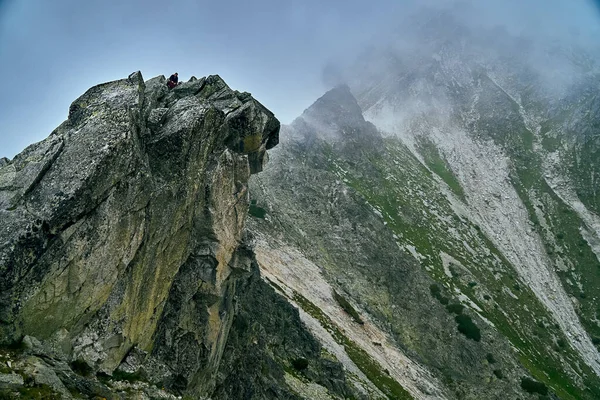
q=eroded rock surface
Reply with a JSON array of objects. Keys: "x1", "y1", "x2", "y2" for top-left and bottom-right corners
[{"x1": 0, "y1": 72, "x2": 356, "y2": 399}]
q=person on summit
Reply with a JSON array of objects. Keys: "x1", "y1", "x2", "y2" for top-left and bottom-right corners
[{"x1": 167, "y1": 72, "x2": 179, "y2": 89}]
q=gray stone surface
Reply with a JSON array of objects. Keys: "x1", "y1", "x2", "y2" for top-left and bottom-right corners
[
  {"x1": 0, "y1": 373, "x2": 24, "y2": 389},
  {"x1": 21, "y1": 356, "x2": 72, "y2": 398},
  {"x1": 0, "y1": 71, "x2": 360, "y2": 399}
]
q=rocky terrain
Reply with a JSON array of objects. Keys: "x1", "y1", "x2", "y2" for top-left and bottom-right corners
[
  {"x1": 247, "y1": 12, "x2": 600, "y2": 400},
  {"x1": 1, "y1": 9, "x2": 599, "y2": 400},
  {"x1": 0, "y1": 72, "x2": 361, "y2": 399}
]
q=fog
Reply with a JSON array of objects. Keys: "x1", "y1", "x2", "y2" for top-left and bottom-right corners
[
  {"x1": 325, "y1": 1, "x2": 600, "y2": 86},
  {"x1": 0, "y1": 0, "x2": 598, "y2": 158}
]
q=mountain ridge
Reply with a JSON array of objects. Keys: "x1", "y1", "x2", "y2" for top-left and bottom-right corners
[{"x1": 249, "y1": 65, "x2": 600, "y2": 399}]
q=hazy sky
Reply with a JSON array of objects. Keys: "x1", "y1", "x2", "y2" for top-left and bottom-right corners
[{"x1": 1, "y1": 0, "x2": 599, "y2": 159}]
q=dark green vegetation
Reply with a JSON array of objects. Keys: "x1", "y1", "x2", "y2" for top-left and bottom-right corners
[
  {"x1": 291, "y1": 358, "x2": 309, "y2": 371},
  {"x1": 455, "y1": 315, "x2": 481, "y2": 342},
  {"x1": 249, "y1": 199, "x2": 268, "y2": 219},
  {"x1": 108, "y1": 369, "x2": 147, "y2": 383},
  {"x1": 446, "y1": 303, "x2": 465, "y2": 315},
  {"x1": 431, "y1": 285, "x2": 481, "y2": 341},
  {"x1": 521, "y1": 377, "x2": 549, "y2": 396},
  {"x1": 417, "y1": 137, "x2": 466, "y2": 200}
]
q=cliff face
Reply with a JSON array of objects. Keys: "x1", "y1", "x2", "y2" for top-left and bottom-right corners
[{"x1": 0, "y1": 72, "x2": 355, "y2": 399}]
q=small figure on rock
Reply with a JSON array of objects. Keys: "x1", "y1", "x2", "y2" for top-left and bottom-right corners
[{"x1": 167, "y1": 72, "x2": 179, "y2": 89}]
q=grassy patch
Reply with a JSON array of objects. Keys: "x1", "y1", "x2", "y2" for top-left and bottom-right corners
[
  {"x1": 249, "y1": 202, "x2": 267, "y2": 219},
  {"x1": 291, "y1": 358, "x2": 309, "y2": 371},
  {"x1": 8, "y1": 385, "x2": 62, "y2": 400},
  {"x1": 111, "y1": 369, "x2": 146, "y2": 383},
  {"x1": 416, "y1": 137, "x2": 465, "y2": 200},
  {"x1": 265, "y1": 276, "x2": 284, "y2": 293},
  {"x1": 446, "y1": 303, "x2": 465, "y2": 315},
  {"x1": 541, "y1": 136, "x2": 561, "y2": 152}
]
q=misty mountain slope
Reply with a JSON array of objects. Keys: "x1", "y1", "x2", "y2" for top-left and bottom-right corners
[
  {"x1": 346, "y1": 5, "x2": 600, "y2": 360},
  {"x1": 351, "y1": 27, "x2": 600, "y2": 372},
  {"x1": 246, "y1": 86, "x2": 600, "y2": 399},
  {"x1": 249, "y1": 82, "x2": 600, "y2": 399}
]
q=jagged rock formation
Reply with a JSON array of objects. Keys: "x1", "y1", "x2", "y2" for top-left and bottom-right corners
[{"x1": 0, "y1": 72, "x2": 358, "y2": 399}]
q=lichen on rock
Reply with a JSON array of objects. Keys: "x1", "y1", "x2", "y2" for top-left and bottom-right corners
[{"x1": 0, "y1": 71, "x2": 333, "y2": 398}]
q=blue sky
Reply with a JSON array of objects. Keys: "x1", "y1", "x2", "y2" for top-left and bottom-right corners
[{"x1": 1, "y1": 0, "x2": 599, "y2": 158}]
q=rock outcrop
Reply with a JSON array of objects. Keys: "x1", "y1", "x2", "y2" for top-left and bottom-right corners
[
  {"x1": 290, "y1": 85, "x2": 382, "y2": 153},
  {"x1": 0, "y1": 72, "x2": 356, "y2": 399}
]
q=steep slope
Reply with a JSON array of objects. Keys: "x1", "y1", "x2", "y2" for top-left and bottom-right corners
[
  {"x1": 249, "y1": 83, "x2": 600, "y2": 399},
  {"x1": 351, "y1": 12, "x2": 600, "y2": 376},
  {"x1": 349, "y1": 10, "x2": 600, "y2": 398},
  {"x1": 0, "y1": 72, "x2": 359, "y2": 399}
]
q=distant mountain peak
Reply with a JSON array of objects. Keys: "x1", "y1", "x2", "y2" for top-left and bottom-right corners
[
  {"x1": 290, "y1": 85, "x2": 381, "y2": 145},
  {"x1": 301, "y1": 84, "x2": 364, "y2": 124}
]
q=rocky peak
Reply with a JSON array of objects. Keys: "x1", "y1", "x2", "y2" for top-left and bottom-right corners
[
  {"x1": 0, "y1": 71, "x2": 287, "y2": 397},
  {"x1": 290, "y1": 84, "x2": 381, "y2": 146},
  {"x1": 301, "y1": 84, "x2": 363, "y2": 125}
]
